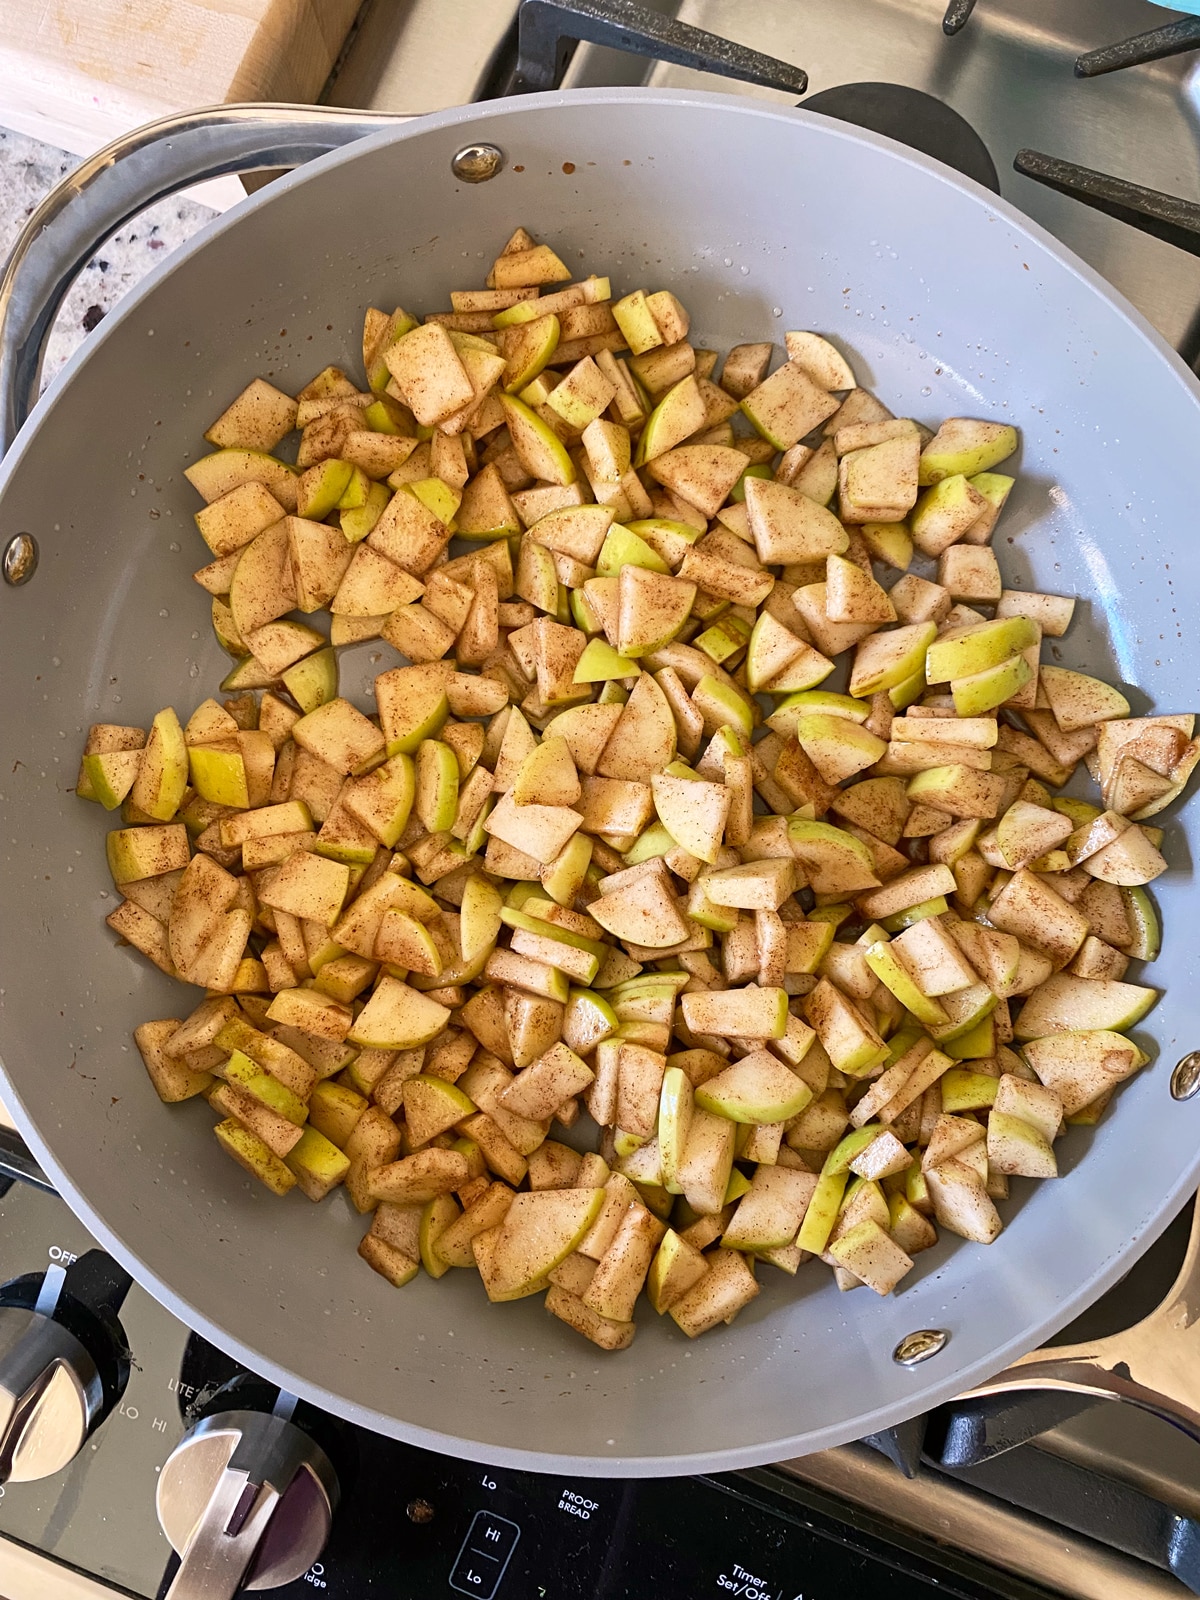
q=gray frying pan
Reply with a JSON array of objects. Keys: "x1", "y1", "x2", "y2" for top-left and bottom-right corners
[{"x1": 1, "y1": 85, "x2": 1199, "y2": 1477}]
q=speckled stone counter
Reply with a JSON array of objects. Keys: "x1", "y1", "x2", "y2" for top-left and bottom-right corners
[{"x1": 0, "y1": 124, "x2": 215, "y2": 390}]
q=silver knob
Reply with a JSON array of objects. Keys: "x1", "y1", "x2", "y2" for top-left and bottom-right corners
[
  {"x1": 0, "y1": 1266, "x2": 103, "y2": 1483},
  {"x1": 157, "y1": 1404, "x2": 338, "y2": 1599}
]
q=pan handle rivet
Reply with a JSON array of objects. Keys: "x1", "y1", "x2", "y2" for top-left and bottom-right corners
[
  {"x1": 451, "y1": 144, "x2": 504, "y2": 183},
  {"x1": 1171, "y1": 1052, "x2": 1200, "y2": 1101},
  {"x1": 893, "y1": 1329, "x2": 948, "y2": 1367},
  {"x1": 3, "y1": 532, "x2": 37, "y2": 586}
]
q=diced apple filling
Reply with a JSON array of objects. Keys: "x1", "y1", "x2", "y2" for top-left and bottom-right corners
[{"x1": 82, "y1": 224, "x2": 1192, "y2": 1353}]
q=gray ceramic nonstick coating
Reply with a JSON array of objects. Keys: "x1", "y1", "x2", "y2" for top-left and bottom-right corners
[{"x1": 1, "y1": 90, "x2": 1199, "y2": 1476}]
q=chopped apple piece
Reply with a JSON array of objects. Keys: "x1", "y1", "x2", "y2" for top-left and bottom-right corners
[
  {"x1": 1014, "y1": 977, "x2": 1157, "y2": 1039},
  {"x1": 669, "y1": 1249, "x2": 759, "y2": 1336},
  {"x1": 695, "y1": 1051, "x2": 812, "y2": 1124},
  {"x1": 680, "y1": 986, "x2": 788, "y2": 1040},
  {"x1": 919, "y1": 419, "x2": 1018, "y2": 484},
  {"x1": 742, "y1": 360, "x2": 839, "y2": 450},
  {"x1": 784, "y1": 331, "x2": 855, "y2": 391},
  {"x1": 743, "y1": 476, "x2": 848, "y2": 565},
  {"x1": 1040, "y1": 666, "x2": 1131, "y2": 732}
]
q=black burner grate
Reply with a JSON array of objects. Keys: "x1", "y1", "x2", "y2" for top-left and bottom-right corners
[
  {"x1": 1076, "y1": 15, "x2": 1200, "y2": 78},
  {"x1": 1013, "y1": 148, "x2": 1200, "y2": 258},
  {"x1": 502, "y1": 0, "x2": 807, "y2": 96},
  {"x1": 942, "y1": 0, "x2": 978, "y2": 37}
]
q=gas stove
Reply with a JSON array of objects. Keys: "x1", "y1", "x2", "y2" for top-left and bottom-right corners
[{"x1": 6, "y1": 2, "x2": 1200, "y2": 1597}]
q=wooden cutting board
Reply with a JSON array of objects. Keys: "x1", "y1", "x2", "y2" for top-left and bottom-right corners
[{"x1": 0, "y1": 0, "x2": 362, "y2": 173}]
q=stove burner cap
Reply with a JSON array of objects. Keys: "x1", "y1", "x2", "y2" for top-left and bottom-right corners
[{"x1": 802, "y1": 82, "x2": 1000, "y2": 194}]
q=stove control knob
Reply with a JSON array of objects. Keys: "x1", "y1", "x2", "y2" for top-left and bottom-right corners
[
  {"x1": 0, "y1": 1251, "x2": 133, "y2": 1484},
  {"x1": 157, "y1": 1405, "x2": 339, "y2": 1599},
  {"x1": 0, "y1": 1268, "x2": 104, "y2": 1483}
]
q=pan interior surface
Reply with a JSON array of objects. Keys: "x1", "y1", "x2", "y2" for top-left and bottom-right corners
[{"x1": 1, "y1": 91, "x2": 1198, "y2": 1475}]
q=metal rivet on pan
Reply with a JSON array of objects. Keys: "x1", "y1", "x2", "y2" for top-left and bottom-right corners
[
  {"x1": 1171, "y1": 1052, "x2": 1200, "y2": 1101},
  {"x1": 893, "y1": 1329, "x2": 949, "y2": 1367},
  {"x1": 3, "y1": 532, "x2": 37, "y2": 586},
  {"x1": 451, "y1": 144, "x2": 504, "y2": 183}
]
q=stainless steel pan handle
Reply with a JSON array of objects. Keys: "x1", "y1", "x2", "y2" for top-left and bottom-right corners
[
  {"x1": 0, "y1": 1129, "x2": 52, "y2": 1192},
  {"x1": 0, "y1": 103, "x2": 405, "y2": 457},
  {"x1": 946, "y1": 1191, "x2": 1200, "y2": 1459}
]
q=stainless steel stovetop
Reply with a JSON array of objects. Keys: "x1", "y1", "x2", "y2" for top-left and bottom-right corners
[{"x1": 329, "y1": 0, "x2": 1200, "y2": 357}]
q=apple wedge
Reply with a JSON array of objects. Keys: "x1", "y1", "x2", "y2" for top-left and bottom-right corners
[
  {"x1": 743, "y1": 476, "x2": 848, "y2": 565},
  {"x1": 918, "y1": 418, "x2": 1018, "y2": 484},
  {"x1": 596, "y1": 673, "x2": 678, "y2": 783},
  {"x1": 590, "y1": 868, "x2": 689, "y2": 949},
  {"x1": 695, "y1": 1051, "x2": 812, "y2": 1124},
  {"x1": 1013, "y1": 976, "x2": 1157, "y2": 1038},
  {"x1": 616, "y1": 566, "x2": 696, "y2": 657},
  {"x1": 650, "y1": 773, "x2": 731, "y2": 865},
  {"x1": 349, "y1": 978, "x2": 451, "y2": 1050},
  {"x1": 479, "y1": 1188, "x2": 607, "y2": 1302}
]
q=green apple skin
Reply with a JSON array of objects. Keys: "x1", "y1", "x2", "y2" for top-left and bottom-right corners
[
  {"x1": 772, "y1": 690, "x2": 868, "y2": 726},
  {"x1": 380, "y1": 684, "x2": 449, "y2": 758},
  {"x1": 416, "y1": 740, "x2": 460, "y2": 833},
  {"x1": 925, "y1": 617, "x2": 1039, "y2": 683},
  {"x1": 787, "y1": 818, "x2": 877, "y2": 879},
  {"x1": 282, "y1": 648, "x2": 338, "y2": 715},
  {"x1": 188, "y1": 746, "x2": 249, "y2": 808},
  {"x1": 795, "y1": 1169, "x2": 848, "y2": 1254},
  {"x1": 694, "y1": 676, "x2": 754, "y2": 741},
  {"x1": 864, "y1": 942, "x2": 948, "y2": 1027},
  {"x1": 460, "y1": 875, "x2": 503, "y2": 965},
  {"x1": 658, "y1": 1066, "x2": 694, "y2": 1193},
  {"x1": 80, "y1": 751, "x2": 141, "y2": 810},
  {"x1": 1014, "y1": 979, "x2": 1157, "y2": 1038},
  {"x1": 823, "y1": 1124, "x2": 884, "y2": 1175},
  {"x1": 596, "y1": 524, "x2": 670, "y2": 578},
  {"x1": 793, "y1": 714, "x2": 887, "y2": 780},
  {"x1": 574, "y1": 638, "x2": 641, "y2": 682},
  {"x1": 499, "y1": 394, "x2": 576, "y2": 486},
  {"x1": 612, "y1": 290, "x2": 662, "y2": 355},
  {"x1": 634, "y1": 377, "x2": 703, "y2": 466},
  {"x1": 950, "y1": 653, "x2": 1032, "y2": 715},
  {"x1": 888, "y1": 668, "x2": 926, "y2": 710},
  {"x1": 563, "y1": 988, "x2": 618, "y2": 1054},
  {"x1": 1122, "y1": 887, "x2": 1160, "y2": 961},
  {"x1": 693, "y1": 1053, "x2": 812, "y2": 1124},
  {"x1": 918, "y1": 420, "x2": 1018, "y2": 485},
  {"x1": 299, "y1": 459, "x2": 354, "y2": 519},
  {"x1": 502, "y1": 314, "x2": 561, "y2": 393},
  {"x1": 133, "y1": 709, "x2": 190, "y2": 822},
  {"x1": 849, "y1": 622, "x2": 937, "y2": 698}
]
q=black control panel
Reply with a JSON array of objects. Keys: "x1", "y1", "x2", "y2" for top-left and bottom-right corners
[
  {"x1": 449, "y1": 1509, "x2": 521, "y2": 1596},
  {"x1": 246, "y1": 1441, "x2": 1046, "y2": 1600}
]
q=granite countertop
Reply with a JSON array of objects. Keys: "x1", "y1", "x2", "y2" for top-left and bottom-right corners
[{"x1": 0, "y1": 124, "x2": 216, "y2": 392}]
